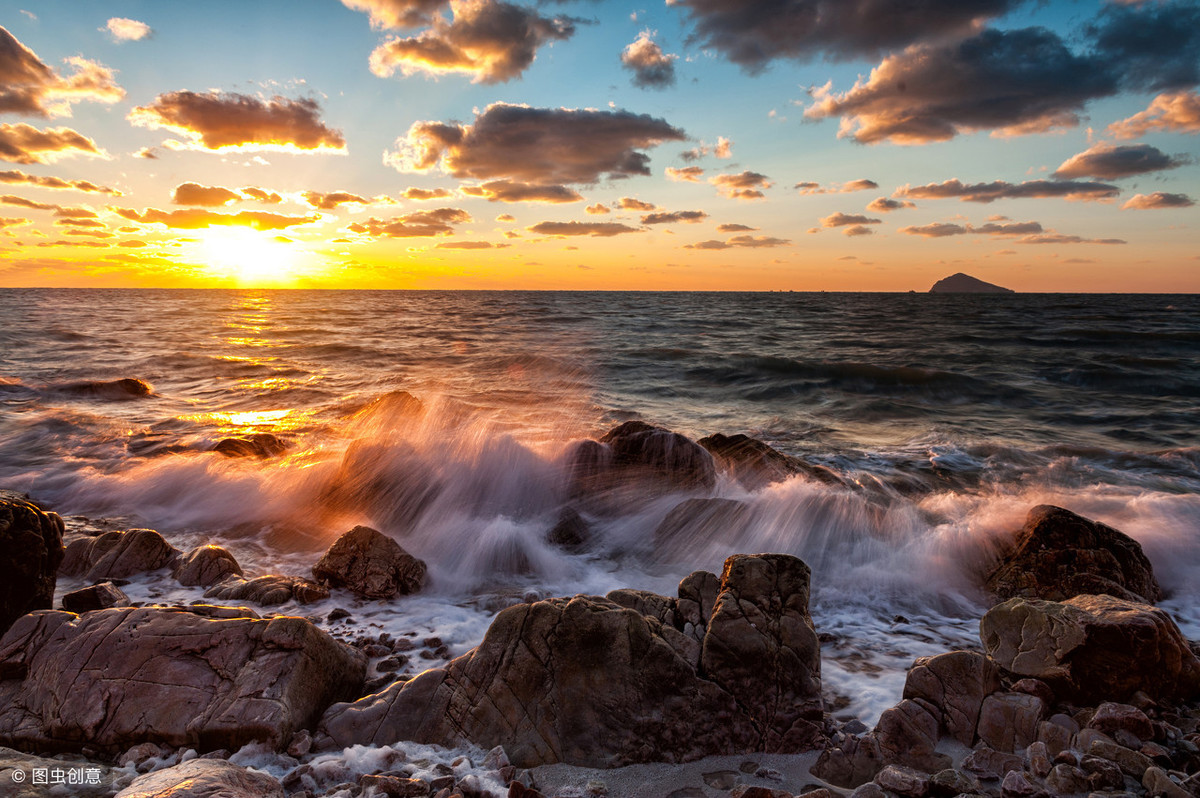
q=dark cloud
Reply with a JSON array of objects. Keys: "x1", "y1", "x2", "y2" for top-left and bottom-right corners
[
  {"x1": 641, "y1": 210, "x2": 708, "y2": 225},
  {"x1": 709, "y1": 170, "x2": 772, "y2": 200},
  {"x1": 368, "y1": 0, "x2": 575, "y2": 84},
  {"x1": 665, "y1": 166, "x2": 704, "y2": 182},
  {"x1": 303, "y1": 190, "x2": 371, "y2": 209},
  {"x1": 796, "y1": 178, "x2": 879, "y2": 195},
  {"x1": 403, "y1": 186, "x2": 454, "y2": 200},
  {"x1": 388, "y1": 103, "x2": 686, "y2": 185},
  {"x1": 113, "y1": 207, "x2": 317, "y2": 230},
  {"x1": 867, "y1": 197, "x2": 914, "y2": 212},
  {"x1": 461, "y1": 180, "x2": 582, "y2": 203},
  {"x1": 900, "y1": 220, "x2": 1122, "y2": 244},
  {"x1": 341, "y1": 0, "x2": 449, "y2": 29},
  {"x1": 821, "y1": 212, "x2": 881, "y2": 227},
  {"x1": 898, "y1": 222, "x2": 966, "y2": 238},
  {"x1": 1121, "y1": 192, "x2": 1195, "y2": 210},
  {"x1": 348, "y1": 207, "x2": 471, "y2": 237},
  {"x1": 0, "y1": 27, "x2": 124, "y2": 117},
  {"x1": 1109, "y1": 91, "x2": 1200, "y2": 138},
  {"x1": 621, "y1": 31, "x2": 677, "y2": 89},
  {"x1": 843, "y1": 225, "x2": 874, "y2": 236},
  {"x1": 173, "y1": 183, "x2": 241, "y2": 207},
  {"x1": 806, "y1": 28, "x2": 1116, "y2": 144},
  {"x1": 0, "y1": 169, "x2": 119, "y2": 195},
  {"x1": 129, "y1": 91, "x2": 346, "y2": 152},
  {"x1": 684, "y1": 234, "x2": 791, "y2": 250},
  {"x1": 716, "y1": 223, "x2": 756, "y2": 232},
  {"x1": 1085, "y1": 1, "x2": 1200, "y2": 91},
  {"x1": 0, "y1": 123, "x2": 103, "y2": 164},
  {"x1": 1053, "y1": 142, "x2": 1189, "y2": 179},
  {"x1": 618, "y1": 197, "x2": 656, "y2": 211},
  {"x1": 1018, "y1": 233, "x2": 1125, "y2": 245},
  {"x1": 669, "y1": 0, "x2": 1022, "y2": 71},
  {"x1": 527, "y1": 221, "x2": 642, "y2": 237},
  {"x1": 896, "y1": 178, "x2": 1121, "y2": 203}
]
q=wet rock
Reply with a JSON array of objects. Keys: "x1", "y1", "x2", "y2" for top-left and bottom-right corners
[
  {"x1": 1089, "y1": 739, "x2": 1152, "y2": 778},
  {"x1": 1090, "y1": 703, "x2": 1154, "y2": 743},
  {"x1": 698, "y1": 433, "x2": 842, "y2": 490},
  {"x1": 0, "y1": 746, "x2": 114, "y2": 798},
  {"x1": 1045, "y1": 762, "x2": 1090, "y2": 794},
  {"x1": 58, "y1": 378, "x2": 152, "y2": 400},
  {"x1": 1010, "y1": 678, "x2": 1055, "y2": 706},
  {"x1": 876, "y1": 764, "x2": 930, "y2": 797},
  {"x1": 546, "y1": 508, "x2": 591, "y2": 552},
  {"x1": 984, "y1": 505, "x2": 1162, "y2": 604},
  {"x1": 567, "y1": 421, "x2": 716, "y2": 499},
  {"x1": 359, "y1": 774, "x2": 429, "y2": 797},
  {"x1": 0, "y1": 606, "x2": 365, "y2": 753},
  {"x1": 1026, "y1": 741, "x2": 1051, "y2": 778},
  {"x1": 976, "y1": 692, "x2": 1046, "y2": 753},
  {"x1": 653, "y1": 498, "x2": 751, "y2": 562},
  {"x1": 903, "y1": 650, "x2": 1002, "y2": 746},
  {"x1": 212, "y1": 433, "x2": 289, "y2": 459},
  {"x1": 1143, "y1": 766, "x2": 1191, "y2": 798},
  {"x1": 999, "y1": 770, "x2": 1037, "y2": 797},
  {"x1": 810, "y1": 734, "x2": 885, "y2": 789},
  {"x1": 313, "y1": 525, "x2": 426, "y2": 599},
  {"x1": 0, "y1": 491, "x2": 65, "y2": 636},
  {"x1": 318, "y1": 553, "x2": 823, "y2": 768},
  {"x1": 205, "y1": 574, "x2": 330, "y2": 605},
  {"x1": 876, "y1": 699, "x2": 951, "y2": 772},
  {"x1": 980, "y1": 594, "x2": 1200, "y2": 705},
  {"x1": 848, "y1": 784, "x2": 886, "y2": 798},
  {"x1": 962, "y1": 747, "x2": 1024, "y2": 780},
  {"x1": 1081, "y1": 754, "x2": 1125, "y2": 791},
  {"x1": 173, "y1": 545, "x2": 243, "y2": 588},
  {"x1": 62, "y1": 527, "x2": 180, "y2": 582},
  {"x1": 928, "y1": 768, "x2": 980, "y2": 798},
  {"x1": 730, "y1": 788, "x2": 791, "y2": 798},
  {"x1": 62, "y1": 581, "x2": 130, "y2": 613},
  {"x1": 115, "y1": 759, "x2": 284, "y2": 797},
  {"x1": 675, "y1": 569, "x2": 720, "y2": 641}
]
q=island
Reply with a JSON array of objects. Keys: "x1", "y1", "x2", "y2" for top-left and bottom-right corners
[{"x1": 929, "y1": 272, "x2": 1015, "y2": 293}]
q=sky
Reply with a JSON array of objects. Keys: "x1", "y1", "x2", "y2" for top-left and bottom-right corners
[{"x1": 0, "y1": 0, "x2": 1197, "y2": 291}]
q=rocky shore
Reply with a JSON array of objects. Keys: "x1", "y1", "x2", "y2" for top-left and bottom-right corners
[{"x1": 2, "y1": 421, "x2": 1199, "y2": 798}]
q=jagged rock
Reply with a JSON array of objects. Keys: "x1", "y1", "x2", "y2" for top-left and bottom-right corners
[
  {"x1": 312, "y1": 525, "x2": 426, "y2": 599},
  {"x1": 61, "y1": 581, "x2": 129, "y2": 613},
  {"x1": 1143, "y1": 766, "x2": 1192, "y2": 798},
  {"x1": 697, "y1": 433, "x2": 842, "y2": 490},
  {"x1": 212, "y1": 433, "x2": 289, "y2": 459},
  {"x1": 875, "y1": 699, "x2": 950, "y2": 772},
  {"x1": 962, "y1": 747, "x2": 1024, "y2": 780},
  {"x1": 0, "y1": 746, "x2": 115, "y2": 798},
  {"x1": 676, "y1": 569, "x2": 720, "y2": 641},
  {"x1": 976, "y1": 692, "x2": 1046, "y2": 753},
  {"x1": 115, "y1": 759, "x2": 284, "y2": 797},
  {"x1": 985, "y1": 505, "x2": 1162, "y2": 604},
  {"x1": 928, "y1": 769, "x2": 980, "y2": 798},
  {"x1": 876, "y1": 764, "x2": 930, "y2": 798},
  {"x1": 1036, "y1": 720, "x2": 1073, "y2": 757},
  {"x1": 809, "y1": 733, "x2": 884, "y2": 788},
  {"x1": 1045, "y1": 763, "x2": 1090, "y2": 794},
  {"x1": 317, "y1": 553, "x2": 823, "y2": 768},
  {"x1": 999, "y1": 770, "x2": 1037, "y2": 797},
  {"x1": 0, "y1": 491, "x2": 64, "y2": 637},
  {"x1": 0, "y1": 607, "x2": 364, "y2": 754},
  {"x1": 903, "y1": 650, "x2": 1002, "y2": 746},
  {"x1": 566, "y1": 421, "x2": 716, "y2": 499},
  {"x1": 1089, "y1": 739, "x2": 1151, "y2": 777},
  {"x1": 1089, "y1": 702, "x2": 1154, "y2": 743},
  {"x1": 980, "y1": 594, "x2": 1200, "y2": 704},
  {"x1": 205, "y1": 574, "x2": 329, "y2": 606},
  {"x1": 546, "y1": 508, "x2": 591, "y2": 551},
  {"x1": 1081, "y1": 754, "x2": 1124, "y2": 791},
  {"x1": 653, "y1": 498, "x2": 751, "y2": 561},
  {"x1": 173, "y1": 545, "x2": 242, "y2": 588},
  {"x1": 1026, "y1": 741, "x2": 1051, "y2": 778},
  {"x1": 61, "y1": 528, "x2": 180, "y2": 582}
]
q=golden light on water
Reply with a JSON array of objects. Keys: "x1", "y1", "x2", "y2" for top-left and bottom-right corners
[{"x1": 196, "y1": 228, "x2": 317, "y2": 286}]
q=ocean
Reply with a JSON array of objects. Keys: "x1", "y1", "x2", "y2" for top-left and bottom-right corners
[{"x1": 2, "y1": 288, "x2": 1199, "y2": 780}]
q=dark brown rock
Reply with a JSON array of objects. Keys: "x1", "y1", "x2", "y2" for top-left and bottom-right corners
[
  {"x1": 212, "y1": 433, "x2": 289, "y2": 459},
  {"x1": 980, "y1": 594, "x2": 1200, "y2": 705},
  {"x1": 1045, "y1": 763, "x2": 1090, "y2": 795},
  {"x1": 976, "y1": 693, "x2": 1046, "y2": 753},
  {"x1": 962, "y1": 747, "x2": 1024, "y2": 780},
  {"x1": 566, "y1": 421, "x2": 716, "y2": 499},
  {"x1": 876, "y1": 764, "x2": 930, "y2": 798},
  {"x1": 61, "y1": 582, "x2": 130, "y2": 613},
  {"x1": 985, "y1": 505, "x2": 1162, "y2": 604},
  {"x1": 876, "y1": 699, "x2": 950, "y2": 772},
  {"x1": 173, "y1": 545, "x2": 242, "y2": 587},
  {"x1": 675, "y1": 569, "x2": 720, "y2": 641},
  {"x1": 0, "y1": 492, "x2": 64, "y2": 637},
  {"x1": 0, "y1": 607, "x2": 364, "y2": 754},
  {"x1": 809, "y1": 733, "x2": 884, "y2": 788},
  {"x1": 318, "y1": 553, "x2": 823, "y2": 768},
  {"x1": 205, "y1": 574, "x2": 330, "y2": 606},
  {"x1": 115, "y1": 758, "x2": 284, "y2": 797},
  {"x1": 62, "y1": 528, "x2": 180, "y2": 582},
  {"x1": 1090, "y1": 702, "x2": 1154, "y2": 743},
  {"x1": 313, "y1": 525, "x2": 426, "y2": 599},
  {"x1": 903, "y1": 650, "x2": 1002, "y2": 746},
  {"x1": 928, "y1": 769, "x2": 980, "y2": 798},
  {"x1": 546, "y1": 508, "x2": 590, "y2": 552},
  {"x1": 698, "y1": 433, "x2": 842, "y2": 490},
  {"x1": 653, "y1": 498, "x2": 751, "y2": 562}
]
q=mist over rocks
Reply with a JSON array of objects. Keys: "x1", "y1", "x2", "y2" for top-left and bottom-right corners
[{"x1": 61, "y1": 527, "x2": 181, "y2": 582}]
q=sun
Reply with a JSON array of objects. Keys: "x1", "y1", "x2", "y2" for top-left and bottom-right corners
[{"x1": 197, "y1": 227, "x2": 311, "y2": 286}]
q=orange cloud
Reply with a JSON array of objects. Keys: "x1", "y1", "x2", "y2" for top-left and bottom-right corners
[
  {"x1": 113, "y1": 207, "x2": 318, "y2": 230},
  {"x1": 820, "y1": 212, "x2": 881, "y2": 228},
  {"x1": 685, "y1": 234, "x2": 790, "y2": 250},
  {"x1": 403, "y1": 187, "x2": 454, "y2": 200},
  {"x1": 1121, "y1": 192, "x2": 1195, "y2": 210},
  {"x1": 129, "y1": 91, "x2": 347, "y2": 153},
  {"x1": 303, "y1": 190, "x2": 371, "y2": 209},
  {"x1": 641, "y1": 210, "x2": 708, "y2": 225},
  {"x1": 867, "y1": 197, "x2": 914, "y2": 212},
  {"x1": 341, "y1": 0, "x2": 449, "y2": 29},
  {"x1": 0, "y1": 169, "x2": 119, "y2": 194},
  {"x1": 666, "y1": 166, "x2": 704, "y2": 182},
  {"x1": 527, "y1": 221, "x2": 642, "y2": 237},
  {"x1": 0, "y1": 27, "x2": 124, "y2": 117},
  {"x1": 621, "y1": 31, "x2": 677, "y2": 89},
  {"x1": 1108, "y1": 91, "x2": 1200, "y2": 138},
  {"x1": 0, "y1": 123, "x2": 104, "y2": 164},
  {"x1": 348, "y1": 208, "x2": 471, "y2": 237},
  {"x1": 896, "y1": 178, "x2": 1120, "y2": 204},
  {"x1": 173, "y1": 183, "x2": 241, "y2": 207},
  {"x1": 618, "y1": 197, "x2": 657, "y2": 211},
  {"x1": 460, "y1": 180, "x2": 582, "y2": 203},
  {"x1": 709, "y1": 171, "x2": 772, "y2": 200},
  {"x1": 239, "y1": 187, "x2": 283, "y2": 204}
]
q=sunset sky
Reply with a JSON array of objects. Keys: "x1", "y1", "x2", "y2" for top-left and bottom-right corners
[{"x1": 1, "y1": 0, "x2": 1197, "y2": 291}]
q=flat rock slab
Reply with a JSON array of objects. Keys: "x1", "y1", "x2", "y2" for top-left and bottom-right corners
[
  {"x1": 115, "y1": 759, "x2": 283, "y2": 798},
  {"x1": 0, "y1": 606, "x2": 365, "y2": 754}
]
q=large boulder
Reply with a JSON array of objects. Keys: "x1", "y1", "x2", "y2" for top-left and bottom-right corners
[
  {"x1": 697, "y1": 434, "x2": 842, "y2": 490},
  {"x1": 62, "y1": 581, "x2": 130, "y2": 613},
  {"x1": 312, "y1": 525, "x2": 426, "y2": 599},
  {"x1": 0, "y1": 492, "x2": 64, "y2": 637},
  {"x1": 204, "y1": 574, "x2": 329, "y2": 606},
  {"x1": 903, "y1": 650, "x2": 1003, "y2": 746},
  {"x1": 984, "y1": 505, "x2": 1162, "y2": 604},
  {"x1": 61, "y1": 528, "x2": 180, "y2": 582},
  {"x1": 211, "y1": 433, "x2": 288, "y2": 459},
  {"x1": 980, "y1": 594, "x2": 1200, "y2": 705},
  {"x1": 566, "y1": 421, "x2": 716, "y2": 499},
  {"x1": 0, "y1": 606, "x2": 365, "y2": 754},
  {"x1": 173, "y1": 545, "x2": 242, "y2": 588},
  {"x1": 115, "y1": 759, "x2": 284, "y2": 798},
  {"x1": 317, "y1": 553, "x2": 823, "y2": 768}
]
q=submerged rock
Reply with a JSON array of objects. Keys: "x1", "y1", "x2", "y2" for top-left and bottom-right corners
[
  {"x1": 980, "y1": 594, "x2": 1200, "y2": 704},
  {"x1": 546, "y1": 507, "x2": 591, "y2": 552},
  {"x1": 56, "y1": 378, "x2": 153, "y2": 400},
  {"x1": 985, "y1": 505, "x2": 1162, "y2": 604},
  {"x1": 0, "y1": 606, "x2": 365, "y2": 754},
  {"x1": 698, "y1": 433, "x2": 842, "y2": 490},
  {"x1": 115, "y1": 758, "x2": 284, "y2": 798},
  {"x1": 0, "y1": 491, "x2": 64, "y2": 637},
  {"x1": 312, "y1": 525, "x2": 426, "y2": 599},
  {"x1": 205, "y1": 574, "x2": 330, "y2": 606},
  {"x1": 61, "y1": 527, "x2": 180, "y2": 582},
  {"x1": 212, "y1": 433, "x2": 289, "y2": 459},
  {"x1": 317, "y1": 553, "x2": 823, "y2": 768},
  {"x1": 173, "y1": 545, "x2": 242, "y2": 588},
  {"x1": 566, "y1": 421, "x2": 716, "y2": 501}
]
